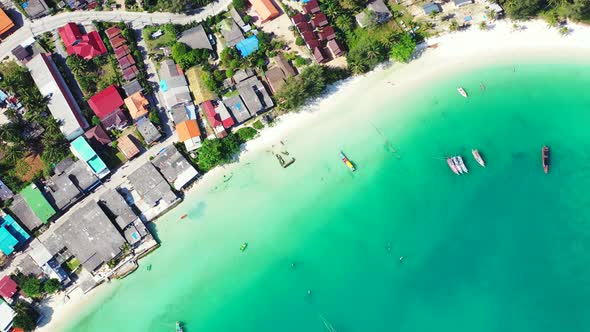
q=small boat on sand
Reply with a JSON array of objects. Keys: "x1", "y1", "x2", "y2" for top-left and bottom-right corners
[
  {"x1": 472, "y1": 149, "x2": 485, "y2": 167},
  {"x1": 452, "y1": 157, "x2": 463, "y2": 174},
  {"x1": 176, "y1": 321, "x2": 183, "y2": 332},
  {"x1": 457, "y1": 87, "x2": 468, "y2": 98},
  {"x1": 542, "y1": 146, "x2": 550, "y2": 173},
  {"x1": 240, "y1": 242, "x2": 248, "y2": 252},
  {"x1": 340, "y1": 151, "x2": 355, "y2": 172},
  {"x1": 447, "y1": 157, "x2": 459, "y2": 175},
  {"x1": 457, "y1": 156, "x2": 468, "y2": 173}
]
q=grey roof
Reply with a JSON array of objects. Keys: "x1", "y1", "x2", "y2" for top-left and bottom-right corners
[
  {"x1": 170, "y1": 104, "x2": 189, "y2": 125},
  {"x1": 17, "y1": 254, "x2": 43, "y2": 277},
  {"x1": 135, "y1": 118, "x2": 161, "y2": 145},
  {"x1": 178, "y1": 25, "x2": 212, "y2": 50},
  {"x1": 233, "y1": 68, "x2": 255, "y2": 83},
  {"x1": 158, "y1": 60, "x2": 191, "y2": 109},
  {"x1": 151, "y1": 145, "x2": 199, "y2": 190},
  {"x1": 423, "y1": 2, "x2": 442, "y2": 14},
  {"x1": 127, "y1": 163, "x2": 177, "y2": 208},
  {"x1": 0, "y1": 179, "x2": 13, "y2": 201},
  {"x1": 219, "y1": 18, "x2": 244, "y2": 47},
  {"x1": 229, "y1": 7, "x2": 246, "y2": 28},
  {"x1": 453, "y1": 0, "x2": 473, "y2": 6},
  {"x1": 53, "y1": 201, "x2": 126, "y2": 272},
  {"x1": 123, "y1": 224, "x2": 141, "y2": 245},
  {"x1": 24, "y1": 0, "x2": 50, "y2": 18},
  {"x1": 368, "y1": 0, "x2": 392, "y2": 16},
  {"x1": 98, "y1": 189, "x2": 138, "y2": 230},
  {"x1": 44, "y1": 158, "x2": 99, "y2": 210},
  {"x1": 223, "y1": 94, "x2": 252, "y2": 123},
  {"x1": 123, "y1": 80, "x2": 143, "y2": 96},
  {"x1": 27, "y1": 238, "x2": 53, "y2": 266},
  {"x1": 9, "y1": 194, "x2": 44, "y2": 232},
  {"x1": 236, "y1": 76, "x2": 274, "y2": 114}
]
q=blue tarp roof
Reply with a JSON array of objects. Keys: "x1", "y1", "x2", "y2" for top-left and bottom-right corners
[
  {"x1": 160, "y1": 80, "x2": 168, "y2": 92},
  {"x1": 236, "y1": 35, "x2": 259, "y2": 57},
  {"x1": 0, "y1": 90, "x2": 8, "y2": 103}
]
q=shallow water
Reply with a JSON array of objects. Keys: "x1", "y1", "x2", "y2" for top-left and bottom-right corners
[{"x1": 66, "y1": 61, "x2": 590, "y2": 332}]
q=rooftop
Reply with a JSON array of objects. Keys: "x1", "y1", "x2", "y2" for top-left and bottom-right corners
[
  {"x1": 0, "y1": 276, "x2": 17, "y2": 299},
  {"x1": 236, "y1": 75, "x2": 274, "y2": 114},
  {"x1": 98, "y1": 189, "x2": 138, "y2": 230},
  {"x1": 218, "y1": 18, "x2": 244, "y2": 47},
  {"x1": 303, "y1": 0, "x2": 320, "y2": 14},
  {"x1": 127, "y1": 163, "x2": 177, "y2": 208},
  {"x1": 0, "y1": 180, "x2": 13, "y2": 202},
  {"x1": 151, "y1": 145, "x2": 199, "y2": 190},
  {"x1": 135, "y1": 118, "x2": 161, "y2": 145},
  {"x1": 70, "y1": 136, "x2": 109, "y2": 177},
  {"x1": 223, "y1": 94, "x2": 251, "y2": 124},
  {"x1": 0, "y1": 8, "x2": 14, "y2": 36},
  {"x1": 117, "y1": 135, "x2": 141, "y2": 160},
  {"x1": 124, "y1": 92, "x2": 149, "y2": 121},
  {"x1": 123, "y1": 80, "x2": 143, "y2": 96},
  {"x1": 250, "y1": 0, "x2": 280, "y2": 22},
  {"x1": 178, "y1": 25, "x2": 213, "y2": 50},
  {"x1": 9, "y1": 194, "x2": 44, "y2": 232},
  {"x1": 158, "y1": 60, "x2": 191, "y2": 109},
  {"x1": 176, "y1": 120, "x2": 201, "y2": 142},
  {"x1": 236, "y1": 35, "x2": 259, "y2": 57},
  {"x1": 44, "y1": 158, "x2": 99, "y2": 210},
  {"x1": 58, "y1": 23, "x2": 107, "y2": 60},
  {"x1": 88, "y1": 85, "x2": 124, "y2": 120},
  {"x1": 23, "y1": 0, "x2": 50, "y2": 19},
  {"x1": 20, "y1": 184, "x2": 55, "y2": 224},
  {"x1": 84, "y1": 125, "x2": 112, "y2": 147},
  {"x1": 101, "y1": 109, "x2": 130, "y2": 131},
  {"x1": 105, "y1": 26, "x2": 122, "y2": 39}
]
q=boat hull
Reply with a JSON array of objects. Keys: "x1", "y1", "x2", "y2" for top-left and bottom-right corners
[
  {"x1": 447, "y1": 158, "x2": 459, "y2": 175},
  {"x1": 472, "y1": 149, "x2": 485, "y2": 167},
  {"x1": 542, "y1": 146, "x2": 549, "y2": 174}
]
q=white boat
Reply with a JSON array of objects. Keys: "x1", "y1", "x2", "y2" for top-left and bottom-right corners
[
  {"x1": 457, "y1": 156, "x2": 468, "y2": 173},
  {"x1": 472, "y1": 149, "x2": 485, "y2": 167},
  {"x1": 457, "y1": 87, "x2": 468, "y2": 98},
  {"x1": 452, "y1": 157, "x2": 463, "y2": 174}
]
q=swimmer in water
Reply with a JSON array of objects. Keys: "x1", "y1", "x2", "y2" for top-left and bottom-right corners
[
  {"x1": 291, "y1": 262, "x2": 296, "y2": 268},
  {"x1": 399, "y1": 256, "x2": 404, "y2": 262},
  {"x1": 307, "y1": 290, "x2": 312, "y2": 296}
]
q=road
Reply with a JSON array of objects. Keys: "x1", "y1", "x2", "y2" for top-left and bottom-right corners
[{"x1": 0, "y1": 0, "x2": 231, "y2": 57}]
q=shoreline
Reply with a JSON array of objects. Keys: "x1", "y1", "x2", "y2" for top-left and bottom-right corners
[{"x1": 40, "y1": 18, "x2": 590, "y2": 332}]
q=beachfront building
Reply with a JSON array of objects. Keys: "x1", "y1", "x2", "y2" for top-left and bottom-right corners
[
  {"x1": 70, "y1": 136, "x2": 110, "y2": 179},
  {"x1": 9, "y1": 184, "x2": 55, "y2": 232},
  {"x1": 158, "y1": 59, "x2": 192, "y2": 110},
  {"x1": 0, "y1": 8, "x2": 14, "y2": 38},
  {"x1": 218, "y1": 18, "x2": 245, "y2": 47},
  {"x1": 136, "y1": 118, "x2": 161, "y2": 145},
  {"x1": 235, "y1": 70, "x2": 274, "y2": 115},
  {"x1": 265, "y1": 53, "x2": 297, "y2": 93},
  {"x1": 303, "y1": 0, "x2": 320, "y2": 14},
  {"x1": 58, "y1": 22, "x2": 107, "y2": 60},
  {"x1": 201, "y1": 100, "x2": 227, "y2": 138},
  {"x1": 151, "y1": 145, "x2": 199, "y2": 190},
  {"x1": 124, "y1": 163, "x2": 179, "y2": 221},
  {"x1": 236, "y1": 35, "x2": 259, "y2": 57},
  {"x1": 453, "y1": 0, "x2": 473, "y2": 7},
  {"x1": 0, "y1": 212, "x2": 30, "y2": 256},
  {"x1": 0, "y1": 180, "x2": 12, "y2": 202},
  {"x1": 0, "y1": 276, "x2": 17, "y2": 302},
  {"x1": 97, "y1": 189, "x2": 149, "y2": 246},
  {"x1": 250, "y1": 0, "x2": 280, "y2": 23},
  {"x1": 124, "y1": 92, "x2": 149, "y2": 122},
  {"x1": 355, "y1": 0, "x2": 392, "y2": 28},
  {"x1": 26, "y1": 53, "x2": 88, "y2": 141},
  {"x1": 43, "y1": 157, "x2": 100, "y2": 211},
  {"x1": 0, "y1": 300, "x2": 14, "y2": 332},
  {"x1": 88, "y1": 85, "x2": 129, "y2": 131},
  {"x1": 25, "y1": 238, "x2": 69, "y2": 283},
  {"x1": 178, "y1": 25, "x2": 213, "y2": 51},
  {"x1": 176, "y1": 120, "x2": 202, "y2": 151},
  {"x1": 327, "y1": 39, "x2": 345, "y2": 58},
  {"x1": 223, "y1": 94, "x2": 251, "y2": 124}
]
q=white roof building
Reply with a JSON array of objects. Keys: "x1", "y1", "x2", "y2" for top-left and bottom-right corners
[{"x1": 0, "y1": 300, "x2": 14, "y2": 332}]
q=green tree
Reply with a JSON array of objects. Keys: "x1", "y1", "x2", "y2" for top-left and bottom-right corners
[
  {"x1": 149, "y1": 110, "x2": 161, "y2": 125},
  {"x1": 13, "y1": 301, "x2": 38, "y2": 331},
  {"x1": 479, "y1": 21, "x2": 488, "y2": 30},
  {"x1": 236, "y1": 127, "x2": 257, "y2": 141},
  {"x1": 197, "y1": 138, "x2": 224, "y2": 171},
  {"x1": 502, "y1": 0, "x2": 546, "y2": 19},
  {"x1": 21, "y1": 277, "x2": 42, "y2": 298},
  {"x1": 295, "y1": 36, "x2": 305, "y2": 46},
  {"x1": 232, "y1": 0, "x2": 246, "y2": 12},
  {"x1": 91, "y1": 115, "x2": 101, "y2": 126},
  {"x1": 43, "y1": 279, "x2": 61, "y2": 294},
  {"x1": 449, "y1": 20, "x2": 460, "y2": 31},
  {"x1": 390, "y1": 33, "x2": 416, "y2": 63}
]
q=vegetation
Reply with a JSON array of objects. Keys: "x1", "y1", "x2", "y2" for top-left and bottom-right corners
[
  {"x1": 252, "y1": 120, "x2": 264, "y2": 130},
  {"x1": 13, "y1": 274, "x2": 42, "y2": 298},
  {"x1": 43, "y1": 278, "x2": 62, "y2": 294},
  {"x1": 142, "y1": 0, "x2": 215, "y2": 13},
  {"x1": 195, "y1": 134, "x2": 241, "y2": 171},
  {"x1": 13, "y1": 301, "x2": 39, "y2": 331},
  {"x1": 171, "y1": 42, "x2": 210, "y2": 70},
  {"x1": 66, "y1": 55, "x2": 119, "y2": 97},
  {"x1": 149, "y1": 110, "x2": 162, "y2": 126},
  {"x1": 142, "y1": 24, "x2": 178, "y2": 54},
  {"x1": 236, "y1": 127, "x2": 257, "y2": 141},
  {"x1": 389, "y1": 33, "x2": 416, "y2": 63},
  {"x1": 498, "y1": 0, "x2": 590, "y2": 21},
  {"x1": 232, "y1": 0, "x2": 246, "y2": 12}
]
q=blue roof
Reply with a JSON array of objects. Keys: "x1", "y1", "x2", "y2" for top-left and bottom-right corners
[
  {"x1": 0, "y1": 90, "x2": 7, "y2": 103},
  {"x1": 0, "y1": 228, "x2": 18, "y2": 255},
  {"x1": 236, "y1": 35, "x2": 259, "y2": 57},
  {"x1": 185, "y1": 104, "x2": 197, "y2": 120},
  {"x1": 160, "y1": 80, "x2": 169, "y2": 92},
  {"x1": 21, "y1": 2, "x2": 29, "y2": 8},
  {"x1": 423, "y1": 3, "x2": 441, "y2": 14},
  {"x1": 71, "y1": 137, "x2": 108, "y2": 174},
  {"x1": 0, "y1": 214, "x2": 29, "y2": 255}
]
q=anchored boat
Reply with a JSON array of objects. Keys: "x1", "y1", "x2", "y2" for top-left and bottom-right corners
[
  {"x1": 457, "y1": 87, "x2": 468, "y2": 98},
  {"x1": 447, "y1": 157, "x2": 459, "y2": 175},
  {"x1": 457, "y1": 156, "x2": 468, "y2": 173},
  {"x1": 472, "y1": 149, "x2": 485, "y2": 167},
  {"x1": 340, "y1": 151, "x2": 355, "y2": 172},
  {"x1": 452, "y1": 157, "x2": 463, "y2": 174},
  {"x1": 542, "y1": 146, "x2": 549, "y2": 173},
  {"x1": 176, "y1": 321, "x2": 183, "y2": 332},
  {"x1": 240, "y1": 242, "x2": 248, "y2": 252}
]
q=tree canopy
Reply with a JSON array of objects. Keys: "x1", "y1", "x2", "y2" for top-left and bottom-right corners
[
  {"x1": 389, "y1": 33, "x2": 416, "y2": 63},
  {"x1": 499, "y1": 0, "x2": 590, "y2": 21},
  {"x1": 13, "y1": 301, "x2": 38, "y2": 331}
]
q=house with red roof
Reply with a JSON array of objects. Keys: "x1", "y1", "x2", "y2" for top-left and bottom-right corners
[
  {"x1": 58, "y1": 22, "x2": 107, "y2": 60},
  {"x1": 327, "y1": 39, "x2": 345, "y2": 57},
  {"x1": 105, "y1": 26, "x2": 122, "y2": 39},
  {"x1": 123, "y1": 66, "x2": 139, "y2": 81},
  {"x1": 118, "y1": 54, "x2": 135, "y2": 70},
  {"x1": 296, "y1": 21, "x2": 312, "y2": 33},
  {"x1": 89, "y1": 85, "x2": 124, "y2": 120},
  {"x1": 303, "y1": 0, "x2": 320, "y2": 14},
  {"x1": 201, "y1": 100, "x2": 227, "y2": 138},
  {"x1": 291, "y1": 13, "x2": 306, "y2": 25},
  {"x1": 0, "y1": 275, "x2": 17, "y2": 300},
  {"x1": 313, "y1": 47, "x2": 326, "y2": 63},
  {"x1": 110, "y1": 35, "x2": 127, "y2": 49},
  {"x1": 318, "y1": 26, "x2": 336, "y2": 41},
  {"x1": 311, "y1": 12, "x2": 328, "y2": 28},
  {"x1": 115, "y1": 45, "x2": 130, "y2": 59}
]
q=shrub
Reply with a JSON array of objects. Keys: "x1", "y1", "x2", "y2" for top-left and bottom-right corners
[
  {"x1": 236, "y1": 127, "x2": 257, "y2": 141},
  {"x1": 295, "y1": 36, "x2": 305, "y2": 46}
]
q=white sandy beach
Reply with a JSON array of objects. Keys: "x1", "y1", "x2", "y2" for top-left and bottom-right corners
[{"x1": 36, "y1": 18, "x2": 590, "y2": 331}]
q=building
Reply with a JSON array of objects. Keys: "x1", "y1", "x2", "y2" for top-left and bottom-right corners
[
  {"x1": 135, "y1": 118, "x2": 161, "y2": 145},
  {"x1": 236, "y1": 74, "x2": 274, "y2": 114},
  {"x1": 313, "y1": 47, "x2": 326, "y2": 63},
  {"x1": 158, "y1": 60, "x2": 192, "y2": 110},
  {"x1": 115, "y1": 44, "x2": 130, "y2": 59},
  {"x1": 0, "y1": 300, "x2": 14, "y2": 332},
  {"x1": 236, "y1": 35, "x2": 259, "y2": 57},
  {"x1": 229, "y1": 7, "x2": 248, "y2": 29},
  {"x1": 117, "y1": 135, "x2": 141, "y2": 160},
  {"x1": 127, "y1": 163, "x2": 178, "y2": 208},
  {"x1": 215, "y1": 101, "x2": 235, "y2": 129},
  {"x1": 84, "y1": 125, "x2": 112, "y2": 148},
  {"x1": 0, "y1": 8, "x2": 14, "y2": 37},
  {"x1": 454, "y1": 0, "x2": 473, "y2": 7},
  {"x1": 250, "y1": 0, "x2": 280, "y2": 23},
  {"x1": 0, "y1": 212, "x2": 30, "y2": 255},
  {"x1": 123, "y1": 80, "x2": 143, "y2": 96},
  {"x1": 22, "y1": 0, "x2": 50, "y2": 19},
  {"x1": 88, "y1": 85, "x2": 125, "y2": 121},
  {"x1": 43, "y1": 158, "x2": 99, "y2": 211},
  {"x1": 291, "y1": 12, "x2": 306, "y2": 25},
  {"x1": 123, "y1": 66, "x2": 139, "y2": 81},
  {"x1": 311, "y1": 12, "x2": 328, "y2": 28},
  {"x1": 423, "y1": 2, "x2": 442, "y2": 15},
  {"x1": 12, "y1": 184, "x2": 55, "y2": 233},
  {"x1": 303, "y1": 0, "x2": 320, "y2": 14},
  {"x1": 318, "y1": 26, "x2": 336, "y2": 41},
  {"x1": 44, "y1": 201, "x2": 126, "y2": 272},
  {"x1": 105, "y1": 26, "x2": 121, "y2": 39},
  {"x1": 98, "y1": 189, "x2": 138, "y2": 231},
  {"x1": 176, "y1": 120, "x2": 202, "y2": 151},
  {"x1": 11, "y1": 45, "x2": 31, "y2": 61},
  {"x1": 70, "y1": 136, "x2": 110, "y2": 179},
  {"x1": 355, "y1": 0, "x2": 392, "y2": 28},
  {"x1": 124, "y1": 92, "x2": 149, "y2": 121},
  {"x1": 118, "y1": 54, "x2": 135, "y2": 69},
  {"x1": 223, "y1": 94, "x2": 251, "y2": 124},
  {"x1": 265, "y1": 54, "x2": 297, "y2": 93},
  {"x1": 0, "y1": 276, "x2": 17, "y2": 300},
  {"x1": 0, "y1": 180, "x2": 12, "y2": 202},
  {"x1": 327, "y1": 39, "x2": 345, "y2": 57},
  {"x1": 58, "y1": 22, "x2": 107, "y2": 60},
  {"x1": 26, "y1": 53, "x2": 88, "y2": 141},
  {"x1": 218, "y1": 18, "x2": 244, "y2": 47},
  {"x1": 151, "y1": 145, "x2": 199, "y2": 190},
  {"x1": 178, "y1": 25, "x2": 213, "y2": 50},
  {"x1": 25, "y1": 238, "x2": 69, "y2": 282},
  {"x1": 201, "y1": 101, "x2": 227, "y2": 138}
]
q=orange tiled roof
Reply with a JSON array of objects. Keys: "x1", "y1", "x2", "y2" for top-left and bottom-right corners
[
  {"x1": 124, "y1": 92, "x2": 149, "y2": 120},
  {"x1": 176, "y1": 120, "x2": 201, "y2": 142},
  {"x1": 116, "y1": 134, "x2": 140, "y2": 159},
  {"x1": 0, "y1": 8, "x2": 14, "y2": 36},
  {"x1": 250, "y1": 0, "x2": 279, "y2": 22}
]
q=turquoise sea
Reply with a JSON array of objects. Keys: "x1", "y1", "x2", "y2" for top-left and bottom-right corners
[{"x1": 66, "y1": 60, "x2": 590, "y2": 332}]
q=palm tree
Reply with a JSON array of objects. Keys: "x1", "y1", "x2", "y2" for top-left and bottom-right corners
[
  {"x1": 479, "y1": 21, "x2": 488, "y2": 31},
  {"x1": 3, "y1": 144, "x2": 25, "y2": 164},
  {"x1": 449, "y1": 20, "x2": 460, "y2": 32},
  {"x1": 348, "y1": 58, "x2": 367, "y2": 74}
]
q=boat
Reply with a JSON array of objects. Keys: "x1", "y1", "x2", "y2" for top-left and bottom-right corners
[
  {"x1": 320, "y1": 315, "x2": 338, "y2": 332},
  {"x1": 472, "y1": 149, "x2": 485, "y2": 167},
  {"x1": 146, "y1": 264, "x2": 152, "y2": 271},
  {"x1": 340, "y1": 151, "x2": 355, "y2": 172},
  {"x1": 457, "y1": 156, "x2": 468, "y2": 173},
  {"x1": 240, "y1": 242, "x2": 248, "y2": 252},
  {"x1": 180, "y1": 214, "x2": 188, "y2": 220},
  {"x1": 452, "y1": 157, "x2": 463, "y2": 174},
  {"x1": 457, "y1": 87, "x2": 468, "y2": 98},
  {"x1": 176, "y1": 321, "x2": 183, "y2": 332},
  {"x1": 447, "y1": 157, "x2": 459, "y2": 175},
  {"x1": 542, "y1": 146, "x2": 549, "y2": 173}
]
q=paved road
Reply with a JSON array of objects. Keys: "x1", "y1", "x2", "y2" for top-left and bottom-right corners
[{"x1": 0, "y1": 0, "x2": 231, "y2": 57}]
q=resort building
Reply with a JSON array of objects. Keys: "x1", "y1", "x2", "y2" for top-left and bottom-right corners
[
  {"x1": 26, "y1": 53, "x2": 88, "y2": 141},
  {"x1": 265, "y1": 53, "x2": 297, "y2": 93},
  {"x1": 176, "y1": 120, "x2": 202, "y2": 151},
  {"x1": 0, "y1": 212, "x2": 30, "y2": 256},
  {"x1": 355, "y1": 0, "x2": 392, "y2": 27},
  {"x1": 0, "y1": 276, "x2": 17, "y2": 301},
  {"x1": 84, "y1": 125, "x2": 112, "y2": 149},
  {"x1": 454, "y1": 0, "x2": 473, "y2": 7},
  {"x1": 0, "y1": 8, "x2": 14, "y2": 38},
  {"x1": 116, "y1": 134, "x2": 141, "y2": 160},
  {"x1": 218, "y1": 18, "x2": 244, "y2": 47},
  {"x1": 98, "y1": 189, "x2": 139, "y2": 231},
  {"x1": 58, "y1": 22, "x2": 107, "y2": 60},
  {"x1": 0, "y1": 180, "x2": 13, "y2": 202},
  {"x1": 327, "y1": 39, "x2": 345, "y2": 57},
  {"x1": 236, "y1": 73, "x2": 274, "y2": 115},
  {"x1": 201, "y1": 100, "x2": 227, "y2": 138},
  {"x1": 70, "y1": 136, "x2": 110, "y2": 179},
  {"x1": 124, "y1": 92, "x2": 149, "y2": 121},
  {"x1": 223, "y1": 94, "x2": 251, "y2": 124},
  {"x1": 25, "y1": 238, "x2": 69, "y2": 283},
  {"x1": 158, "y1": 59, "x2": 192, "y2": 110},
  {"x1": 178, "y1": 25, "x2": 213, "y2": 50},
  {"x1": 250, "y1": 0, "x2": 280, "y2": 23},
  {"x1": 423, "y1": 2, "x2": 442, "y2": 15},
  {"x1": 135, "y1": 118, "x2": 161, "y2": 145},
  {"x1": 9, "y1": 184, "x2": 55, "y2": 232},
  {"x1": 43, "y1": 157, "x2": 100, "y2": 211},
  {"x1": 88, "y1": 85, "x2": 129, "y2": 131},
  {"x1": 151, "y1": 145, "x2": 199, "y2": 190},
  {"x1": 303, "y1": 0, "x2": 320, "y2": 14},
  {"x1": 0, "y1": 299, "x2": 14, "y2": 332},
  {"x1": 311, "y1": 13, "x2": 328, "y2": 28},
  {"x1": 23, "y1": 0, "x2": 50, "y2": 19},
  {"x1": 124, "y1": 163, "x2": 179, "y2": 221}
]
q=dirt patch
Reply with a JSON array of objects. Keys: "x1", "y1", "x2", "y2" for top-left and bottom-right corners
[{"x1": 16, "y1": 154, "x2": 45, "y2": 182}]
